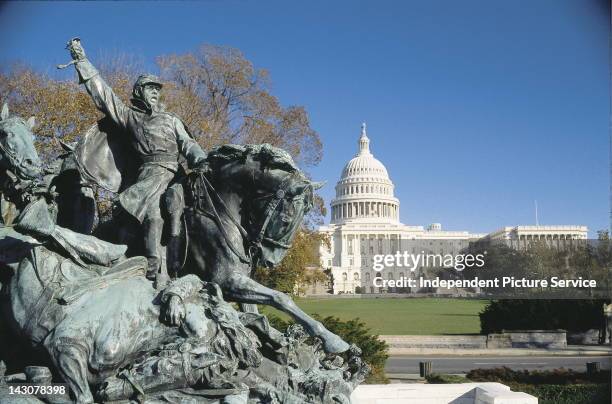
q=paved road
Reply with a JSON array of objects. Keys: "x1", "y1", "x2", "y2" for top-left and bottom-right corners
[{"x1": 386, "y1": 355, "x2": 612, "y2": 374}]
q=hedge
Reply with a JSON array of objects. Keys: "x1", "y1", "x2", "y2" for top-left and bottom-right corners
[
  {"x1": 479, "y1": 299, "x2": 606, "y2": 334},
  {"x1": 508, "y1": 383, "x2": 610, "y2": 404}
]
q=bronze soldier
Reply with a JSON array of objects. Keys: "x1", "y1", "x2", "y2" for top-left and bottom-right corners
[{"x1": 66, "y1": 38, "x2": 207, "y2": 283}]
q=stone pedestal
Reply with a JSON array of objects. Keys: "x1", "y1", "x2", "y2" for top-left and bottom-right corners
[{"x1": 351, "y1": 383, "x2": 537, "y2": 404}]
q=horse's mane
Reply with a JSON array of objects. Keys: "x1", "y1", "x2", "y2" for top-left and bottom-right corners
[
  {"x1": 206, "y1": 144, "x2": 300, "y2": 173},
  {"x1": 193, "y1": 143, "x2": 315, "y2": 210}
]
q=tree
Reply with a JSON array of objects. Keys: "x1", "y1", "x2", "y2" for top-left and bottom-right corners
[
  {"x1": 1, "y1": 45, "x2": 322, "y2": 168},
  {"x1": 157, "y1": 45, "x2": 322, "y2": 168},
  {"x1": 254, "y1": 229, "x2": 329, "y2": 296},
  {"x1": 0, "y1": 65, "x2": 97, "y2": 160}
]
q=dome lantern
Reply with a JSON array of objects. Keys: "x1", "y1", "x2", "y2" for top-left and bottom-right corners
[{"x1": 358, "y1": 122, "x2": 371, "y2": 156}]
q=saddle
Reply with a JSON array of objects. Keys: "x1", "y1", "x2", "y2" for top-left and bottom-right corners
[{"x1": 57, "y1": 256, "x2": 147, "y2": 304}]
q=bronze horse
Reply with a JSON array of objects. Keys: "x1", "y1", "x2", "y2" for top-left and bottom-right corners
[
  {"x1": 66, "y1": 120, "x2": 349, "y2": 353},
  {"x1": 182, "y1": 144, "x2": 349, "y2": 353}
]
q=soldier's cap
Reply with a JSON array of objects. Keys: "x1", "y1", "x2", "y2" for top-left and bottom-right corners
[{"x1": 133, "y1": 74, "x2": 163, "y2": 89}]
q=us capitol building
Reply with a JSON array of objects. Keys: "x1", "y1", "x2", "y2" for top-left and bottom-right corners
[{"x1": 317, "y1": 124, "x2": 588, "y2": 295}]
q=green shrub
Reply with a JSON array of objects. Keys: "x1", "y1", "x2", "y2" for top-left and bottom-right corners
[
  {"x1": 265, "y1": 313, "x2": 291, "y2": 332},
  {"x1": 479, "y1": 300, "x2": 605, "y2": 334},
  {"x1": 466, "y1": 367, "x2": 610, "y2": 385},
  {"x1": 316, "y1": 314, "x2": 389, "y2": 384},
  {"x1": 466, "y1": 367, "x2": 611, "y2": 404},
  {"x1": 426, "y1": 373, "x2": 468, "y2": 384},
  {"x1": 507, "y1": 383, "x2": 610, "y2": 404},
  {"x1": 263, "y1": 313, "x2": 389, "y2": 384}
]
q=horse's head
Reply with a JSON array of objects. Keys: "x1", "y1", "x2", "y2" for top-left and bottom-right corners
[
  {"x1": 249, "y1": 170, "x2": 324, "y2": 267},
  {"x1": 0, "y1": 103, "x2": 42, "y2": 181},
  {"x1": 205, "y1": 144, "x2": 324, "y2": 268}
]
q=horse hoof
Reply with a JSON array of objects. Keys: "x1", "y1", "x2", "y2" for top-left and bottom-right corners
[{"x1": 323, "y1": 334, "x2": 350, "y2": 354}]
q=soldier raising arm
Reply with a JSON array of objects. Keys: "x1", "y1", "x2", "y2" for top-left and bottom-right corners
[
  {"x1": 65, "y1": 37, "x2": 207, "y2": 286},
  {"x1": 67, "y1": 38, "x2": 130, "y2": 132}
]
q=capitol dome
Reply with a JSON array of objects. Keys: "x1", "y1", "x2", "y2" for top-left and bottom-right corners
[
  {"x1": 330, "y1": 123, "x2": 399, "y2": 224},
  {"x1": 341, "y1": 135, "x2": 389, "y2": 179}
]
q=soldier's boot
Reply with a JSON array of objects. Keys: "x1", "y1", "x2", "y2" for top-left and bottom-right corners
[
  {"x1": 165, "y1": 183, "x2": 185, "y2": 278},
  {"x1": 15, "y1": 198, "x2": 55, "y2": 238},
  {"x1": 143, "y1": 217, "x2": 168, "y2": 288}
]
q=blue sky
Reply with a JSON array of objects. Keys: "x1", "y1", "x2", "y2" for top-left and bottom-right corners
[{"x1": 0, "y1": 0, "x2": 608, "y2": 235}]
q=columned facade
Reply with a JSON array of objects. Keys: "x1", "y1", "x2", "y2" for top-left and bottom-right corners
[{"x1": 316, "y1": 123, "x2": 589, "y2": 296}]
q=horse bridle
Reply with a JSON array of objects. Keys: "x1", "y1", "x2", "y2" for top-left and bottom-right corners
[
  {"x1": 192, "y1": 171, "x2": 299, "y2": 268},
  {"x1": 0, "y1": 124, "x2": 41, "y2": 182}
]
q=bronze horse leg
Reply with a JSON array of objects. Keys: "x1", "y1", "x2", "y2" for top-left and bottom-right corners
[{"x1": 222, "y1": 272, "x2": 350, "y2": 354}]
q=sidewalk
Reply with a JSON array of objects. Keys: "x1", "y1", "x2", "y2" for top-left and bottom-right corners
[
  {"x1": 389, "y1": 345, "x2": 612, "y2": 356},
  {"x1": 385, "y1": 373, "x2": 462, "y2": 383}
]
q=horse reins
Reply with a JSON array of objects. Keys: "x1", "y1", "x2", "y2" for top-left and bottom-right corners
[{"x1": 191, "y1": 171, "x2": 296, "y2": 269}]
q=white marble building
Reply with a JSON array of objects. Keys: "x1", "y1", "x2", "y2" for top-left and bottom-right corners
[{"x1": 318, "y1": 124, "x2": 588, "y2": 295}]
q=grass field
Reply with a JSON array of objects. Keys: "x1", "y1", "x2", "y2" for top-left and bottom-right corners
[{"x1": 261, "y1": 298, "x2": 489, "y2": 335}]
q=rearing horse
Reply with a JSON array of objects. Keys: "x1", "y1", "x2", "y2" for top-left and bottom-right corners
[{"x1": 183, "y1": 144, "x2": 349, "y2": 353}]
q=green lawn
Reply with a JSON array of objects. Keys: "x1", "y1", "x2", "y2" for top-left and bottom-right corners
[{"x1": 261, "y1": 298, "x2": 489, "y2": 335}]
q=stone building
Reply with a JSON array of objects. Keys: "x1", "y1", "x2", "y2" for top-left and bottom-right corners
[
  {"x1": 317, "y1": 124, "x2": 588, "y2": 295},
  {"x1": 484, "y1": 226, "x2": 588, "y2": 249}
]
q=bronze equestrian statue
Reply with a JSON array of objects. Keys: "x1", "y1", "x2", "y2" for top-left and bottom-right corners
[{"x1": 0, "y1": 104, "x2": 368, "y2": 403}]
